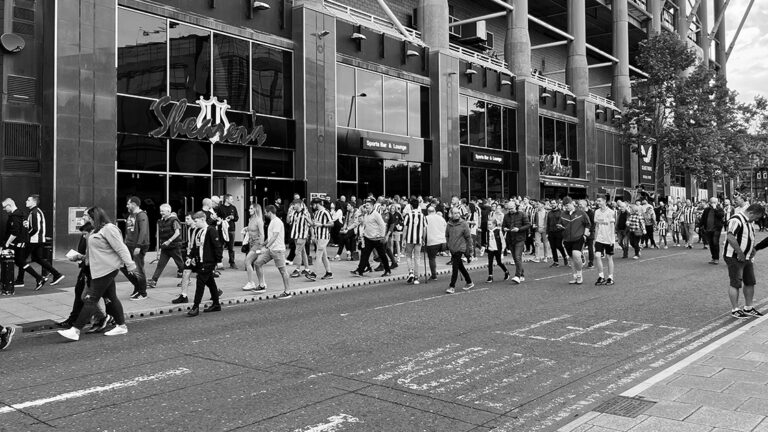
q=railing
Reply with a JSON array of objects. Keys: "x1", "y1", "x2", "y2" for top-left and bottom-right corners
[
  {"x1": 531, "y1": 74, "x2": 572, "y2": 95},
  {"x1": 324, "y1": 0, "x2": 422, "y2": 42},
  {"x1": 449, "y1": 43, "x2": 509, "y2": 72},
  {"x1": 589, "y1": 93, "x2": 618, "y2": 110}
]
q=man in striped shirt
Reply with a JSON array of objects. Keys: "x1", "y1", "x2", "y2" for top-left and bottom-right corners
[
  {"x1": 287, "y1": 200, "x2": 311, "y2": 278},
  {"x1": 680, "y1": 199, "x2": 697, "y2": 249},
  {"x1": 724, "y1": 204, "x2": 765, "y2": 319},
  {"x1": 403, "y1": 198, "x2": 426, "y2": 284},
  {"x1": 24, "y1": 195, "x2": 65, "y2": 286},
  {"x1": 307, "y1": 199, "x2": 333, "y2": 281}
]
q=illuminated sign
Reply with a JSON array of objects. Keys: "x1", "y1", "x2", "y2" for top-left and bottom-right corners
[
  {"x1": 472, "y1": 152, "x2": 504, "y2": 164},
  {"x1": 361, "y1": 138, "x2": 409, "y2": 154}
]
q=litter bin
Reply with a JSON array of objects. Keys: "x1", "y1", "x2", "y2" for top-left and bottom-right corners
[
  {"x1": 1, "y1": 249, "x2": 15, "y2": 294},
  {"x1": 41, "y1": 237, "x2": 53, "y2": 278}
]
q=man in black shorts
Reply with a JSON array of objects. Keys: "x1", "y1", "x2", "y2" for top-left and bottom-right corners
[
  {"x1": 557, "y1": 197, "x2": 591, "y2": 285},
  {"x1": 724, "y1": 204, "x2": 765, "y2": 319}
]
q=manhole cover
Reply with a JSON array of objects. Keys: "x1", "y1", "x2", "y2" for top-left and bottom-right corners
[{"x1": 593, "y1": 396, "x2": 656, "y2": 418}]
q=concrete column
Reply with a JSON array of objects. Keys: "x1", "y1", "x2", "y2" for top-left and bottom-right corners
[
  {"x1": 566, "y1": 0, "x2": 589, "y2": 98},
  {"x1": 581, "y1": 99, "x2": 597, "y2": 194},
  {"x1": 505, "y1": 0, "x2": 530, "y2": 78},
  {"x1": 648, "y1": 0, "x2": 662, "y2": 34},
  {"x1": 699, "y1": 0, "x2": 710, "y2": 67},
  {"x1": 292, "y1": 5, "x2": 337, "y2": 197},
  {"x1": 419, "y1": 0, "x2": 461, "y2": 199},
  {"x1": 612, "y1": 0, "x2": 631, "y2": 108},
  {"x1": 516, "y1": 80, "x2": 541, "y2": 197},
  {"x1": 714, "y1": 0, "x2": 727, "y2": 78},
  {"x1": 677, "y1": 0, "x2": 688, "y2": 39}
]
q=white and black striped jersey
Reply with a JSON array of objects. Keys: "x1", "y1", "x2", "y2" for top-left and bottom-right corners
[
  {"x1": 27, "y1": 206, "x2": 46, "y2": 244},
  {"x1": 313, "y1": 207, "x2": 332, "y2": 240},
  {"x1": 403, "y1": 210, "x2": 426, "y2": 244},
  {"x1": 288, "y1": 209, "x2": 311, "y2": 239},
  {"x1": 723, "y1": 213, "x2": 755, "y2": 259}
]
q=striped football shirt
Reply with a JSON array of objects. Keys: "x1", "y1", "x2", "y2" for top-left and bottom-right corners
[
  {"x1": 313, "y1": 207, "x2": 331, "y2": 240},
  {"x1": 723, "y1": 213, "x2": 755, "y2": 259},
  {"x1": 403, "y1": 210, "x2": 426, "y2": 244}
]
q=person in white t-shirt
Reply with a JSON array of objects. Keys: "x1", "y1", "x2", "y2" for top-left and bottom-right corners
[
  {"x1": 254, "y1": 205, "x2": 292, "y2": 299},
  {"x1": 593, "y1": 197, "x2": 616, "y2": 286}
]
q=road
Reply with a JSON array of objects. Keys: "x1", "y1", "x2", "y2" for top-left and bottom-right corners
[{"x1": 2, "y1": 245, "x2": 765, "y2": 431}]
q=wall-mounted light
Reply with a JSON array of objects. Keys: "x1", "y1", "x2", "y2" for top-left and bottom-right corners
[
  {"x1": 566, "y1": 97, "x2": 576, "y2": 105},
  {"x1": 541, "y1": 91, "x2": 552, "y2": 99},
  {"x1": 317, "y1": 30, "x2": 331, "y2": 38},
  {"x1": 614, "y1": 110, "x2": 623, "y2": 120},
  {"x1": 465, "y1": 68, "x2": 477, "y2": 76},
  {"x1": 406, "y1": 49, "x2": 420, "y2": 57},
  {"x1": 252, "y1": 1, "x2": 270, "y2": 10},
  {"x1": 501, "y1": 79, "x2": 512, "y2": 86},
  {"x1": 596, "y1": 106, "x2": 605, "y2": 115},
  {"x1": 351, "y1": 32, "x2": 366, "y2": 40}
]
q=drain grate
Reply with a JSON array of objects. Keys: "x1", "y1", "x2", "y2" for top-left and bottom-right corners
[{"x1": 593, "y1": 396, "x2": 656, "y2": 418}]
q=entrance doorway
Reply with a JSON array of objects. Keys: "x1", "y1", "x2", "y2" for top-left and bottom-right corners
[
  {"x1": 213, "y1": 175, "x2": 250, "y2": 245},
  {"x1": 252, "y1": 178, "x2": 306, "y2": 209}
]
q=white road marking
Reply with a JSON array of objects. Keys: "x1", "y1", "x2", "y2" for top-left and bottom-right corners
[
  {"x1": 572, "y1": 322, "x2": 653, "y2": 348},
  {"x1": 497, "y1": 315, "x2": 572, "y2": 337},
  {"x1": 0, "y1": 368, "x2": 191, "y2": 415},
  {"x1": 350, "y1": 344, "x2": 460, "y2": 377},
  {"x1": 396, "y1": 349, "x2": 494, "y2": 391},
  {"x1": 293, "y1": 414, "x2": 361, "y2": 432}
]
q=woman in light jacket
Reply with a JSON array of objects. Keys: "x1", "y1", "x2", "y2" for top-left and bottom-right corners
[
  {"x1": 58, "y1": 207, "x2": 136, "y2": 341},
  {"x1": 242, "y1": 203, "x2": 265, "y2": 291}
]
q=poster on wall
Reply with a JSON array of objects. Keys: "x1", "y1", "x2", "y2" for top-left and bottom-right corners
[{"x1": 638, "y1": 142, "x2": 655, "y2": 190}]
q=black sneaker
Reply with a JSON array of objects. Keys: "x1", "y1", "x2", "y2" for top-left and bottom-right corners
[
  {"x1": 13, "y1": 281, "x2": 24, "y2": 288},
  {"x1": 217, "y1": 289, "x2": 223, "y2": 298},
  {"x1": 305, "y1": 271, "x2": 317, "y2": 281},
  {"x1": 486, "y1": 275, "x2": 493, "y2": 283},
  {"x1": 429, "y1": 275, "x2": 438, "y2": 281},
  {"x1": 34, "y1": 277, "x2": 47, "y2": 291},
  {"x1": 203, "y1": 303, "x2": 221, "y2": 313},
  {"x1": 129, "y1": 291, "x2": 140, "y2": 300},
  {"x1": 50, "y1": 275, "x2": 66, "y2": 286},
  {"x1": 381, "y1": 271, "x2": 391, "y2": 277},
  {"x1": 0, "y1": 327, "x2": 16, "y2": 350},
  {"x1": 147, "y1": 279, "x2": 157, "y2": 289},
  {"x1": 86, "y1": 315, "x2": 114, "y2": 334},
  {"x1": 374, "y1": 265, "x2": 384, "y2": 272},
  {"x1": 743, "y1": 307, "x2": 764, "y2": 317},
  {"x1": 278, "y1": 291, "x2": 292, "y2": 299},
  {"x1": 187, "y1": 307, "x2": 199, "y2": 317},
  {"x1": 587, "y1": 264, "x2": 594, "y2": 269},
  {"x1": 290, "y1": 269, "x2": 301, "y2": 278},
  {"x1": 321, "y1": 272, "x2": 333, "y2": 280},
  {"x1": 130, "y1": 293, "x2": 147, "y2": 301},
  {"x1": 252, "y1": 285, "x2": 266, "y2": 292},
  {"x1": 171, "y1": 295, "x2": 188, "y2": 304},
  {"x1": 731, "y1": 309, "x2": 749, "y2": 319},
  {"x1": 350, "y1": 269, "x2": 364, "y2": 277},
  {"x1": 503, "y1": 272, "x2": 510, "y2": 281},
  {"x1": 213, "y1": 270, "x2": 221, "y2": 278},
  {"x1": 604, "y1": 278, "x2": 615, "y2": 286},
  {"x1": 595, "y1": 277, "x2": 606, "y2": 286},
  {"x1": 390, "y1": 263, "x2": 399, "y2": 270},
  {"x1": 406, "y1": 273, "x2": 415, "y2": 284}
]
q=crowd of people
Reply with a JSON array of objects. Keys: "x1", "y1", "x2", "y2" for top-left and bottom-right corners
[{"x1": 0, "y1": 189, "x2": 767, "y2": 349}]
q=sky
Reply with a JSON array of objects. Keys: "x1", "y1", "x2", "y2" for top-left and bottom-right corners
[{"x1": 724, "y1": 0, "x2": 768, "y2": 103}]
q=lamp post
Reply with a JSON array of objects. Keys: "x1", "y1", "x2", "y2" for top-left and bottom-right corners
[{"x1": 346, "y1": 92, "x2": 367, "y2": 127}]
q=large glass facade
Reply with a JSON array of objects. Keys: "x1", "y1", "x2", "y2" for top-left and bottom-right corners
[
  {"x1": 213, "y1": 34, "x2": 249, "y2": 111},
  {"x1": 117, "y1": 9, "x2": 167, "y2": 98},
  {"x1": 337, "y1": 156, "x2": 430, "y2": 199},
  {"x1": 539, "y1": 116, "x2": 580, "y2": 178},
  {"x1": 595, "y1": 130, "x2": 625, "y2": 186},
  {"x1": 252, "y1": 44, "x2": 293, "y2": 117},
  {"x1": 169, "y1": 22, "x2": 211, "y2": 101}
]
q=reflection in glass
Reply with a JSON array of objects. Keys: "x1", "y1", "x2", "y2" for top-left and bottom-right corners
[
  {"x1": 117, "y1": 134, "x2": 167, "y2": 171},
  {"x1": 555, "y1": 120, "x2": 567, "y2": 156},
  {"x1": 118, "y1": 9, "x2": 167, "y2": 98},
  {"x1": 606, "y1": 133, "x2": 614, "y2": 167},
  {"x1": 117, "y1": 172, "x2": 165, "y2": 249},
  {"x1": 213, "y1": 34, "x2": 249, "y2": 111},
  {"x1": 168, "y1": 175, "x2": 211, "y2": 216},
  {"x1": 385, "y1": 160, "x2": 408, "y2": 197},
  {"x1": 459, "y1": 96, "x2": 468, "y2": 144},
  {"x1": 252, "y1": 44, "x2": 293, "y2": 118},
  {"x1": 170, "y1": 139, "x2": 211, "y2": 174},
  {"x1": 469, "y1": 99, "x2": 486, "y2": 147},
  {"x1": 504, "y1": 171, "x2": 517, "y2": 198},
  {"x1": 568, "y1": 122, "x2": 578, "y2": 160},
  {"x1": 487, "y1": 104, "x2": 501, "y2": 149},
  {"x1": 487, "y1": 169, "x2": 502, "y2": 199},
  {"x1": 461, "y1": 167, "x2": 469, "y2": 200},
  {"x1": 384, "y1": 78, "x2": 408, "y2": 135},
  {"x1": 541, "y1": 117, "x2": 555, "y2": 155},
  {"x1": 213, "y1": 144, "x2": 249, "y2": 172},
  {"x1": 337, "y1": 155, "x2": 356, "y2": 182},
  {"x1": 169, "y1": 22, "x2": 211, "y2": 101},
  {"x1": 357, "y1": 70, "x2": 383, "y2": 132},
  {"x1": 252, "y1": 148, "x2": 293, "y2": 178},
  {"x1": 470, "y1": 168, "x2": 486, "y2": 200},
  {"x1": 358, "y1": 158, "x2": 384, "y2": 197},
  {"x1": 408, "y1": 163, "x2": 427, "y2": 198},
  {"x1": 337, "y1": 65, "x2": 356, "y2": 127},
  {"x1": 419, "y1": 86, "x2": 430, "y2": 138},
  {"x1": 408, "y1": 83, "x2": 424, "y2": 138},
  {"x1": 503, "y1": 107, "x2": 516, "y2": 151},
  {"x1": 597, "y1": 131, "x2": 607, "y2": 164}
]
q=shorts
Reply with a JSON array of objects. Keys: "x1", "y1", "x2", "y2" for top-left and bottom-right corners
[
  {"x1": 255, "y1": 249, "x2": 286, "y2": 268},
  {"x1": 392, "y1": 232, "x2": 402, "y2": 242},
  {"x1": 594, "y1": 242, "x2": 614, "y2": 256},
  {"x1": 563, "y1": 238, "x2": 585, "y2": 256},
  {"x1": 724, "y1": 257, "x2": 756, "y2": 289}
]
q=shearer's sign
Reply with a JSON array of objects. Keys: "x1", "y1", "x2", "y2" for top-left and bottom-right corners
[{"x1": 149, "y1": 95, "x2": 267, "y2": 146}]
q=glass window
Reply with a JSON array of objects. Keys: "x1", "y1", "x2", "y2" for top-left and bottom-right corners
[
  {"x1": 503, "y1": 107, "x2": 516, "y2": 151},
  {"x1": 461, "y1": 167, "x2": 469, "y2": 200},
  {"x1": 419, "y1": 86, "x2": 430, "y2": 139},
  {"x1": 614, "y1": 136, "x2": 623, "y2": 166},
  {"x1": 358, "y1": 158, "x2": 384, "y2": 197},
  {"x1": 168, "y1": 175, "x2": 211, "y2": 215},
  {"x1": 605, "y1": 134, "x2": 614, "y2": 167},
  {"x1": 252, "y1": 43, "x2": 293, "y2": 118},
  {"x1": 409, "y1": 163, "x2": 430, "y2": 198},
  {"x1": 337, "y1": 65, "x2": 356, "y2": 128},
  {"x1": 596, "y1": 131, "x2": 606, "y2": 165},
  {"x1": 212, "y1": 34, "x2": 249, "y2": 112},
  {"x1": 468, "y1": 99, "x2": 486, "y2": 147},
  {"x1": 486, "y1": 104, "x2": 502, "y2": 149},
  {"x1": 487, "y1": 169, "x2": 502, "y2": 199},
  {"x1": 357, "y1": 70, "x2": 383, "y2": 132},
  {"x1": 169, "y1": 22, "x2": 211, "y2": 102},
  {"x1": 459, "y1": 95, "x2": 468, "y2": 144},
  {"x1": 568, "y1": 122, "x2": 578, "y2": 160},
  {"x1": 504, "y1": 171, "x2": 517, "y2": 198},
  {"x1": 117, "y1": 134, "x2": 166, "y2": 171},
  {"x1": 116, "y1": 172, "x2": 165, "y2": 248},
  {"x1": 555, "y1": 120, "x2": 567, "y2": 156},
  {"x1": 541, "y1": 117, "x2": 555, "y2": 155},
  {"x1": 384, "y1": 78, "x2": 408, "y2": 136},
  {"x1": 470, "y1": 168, "x2": 486, "y2": 200},
  {"x1": 409, "y1": 83, "x2": 424, "y2": 139},
  {"x1": 252, "y1": 148, "x2": 293, "y2": 178},
  {"x1": 213, "y1": 144, "x2": 249, "y2": 172},
  {"x1": 169, "y1": 139, "x2": 211, "y2": 174},
  {"x1": 117, "y1": 8, "x2": 167, "y2": 98},
  {"x1": 338, "y1": 155, "x2": 356, "y2": 181},
  {"x1": 384, "y1": 160, "x2": 408, "y2": 197}
]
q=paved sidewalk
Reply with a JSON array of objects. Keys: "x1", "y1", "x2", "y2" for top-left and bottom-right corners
[
  {"x1": 1, "y1": 251, "x2": 487, "y2": 332},
  {"x1": 560, "y1": 314, "x2": 768, "y2": 432}
]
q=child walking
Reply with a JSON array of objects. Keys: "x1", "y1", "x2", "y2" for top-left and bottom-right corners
[{"x1": 657, "y1": 215, "x2": 668, "y2": 249}]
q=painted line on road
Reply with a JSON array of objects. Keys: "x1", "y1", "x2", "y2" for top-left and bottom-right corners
[
  {"x1": 340, "y1": 287, "x2": 491, "y2": 316},
  {"x1": 293, "y1": 413, "x2": 361, "y2": 432},
  {"x1": 0, "y1": 368, "x2": 191, "y2": 415},
  {"x1": 531, "y1": 252, "x2": 688, "y2": 281}
]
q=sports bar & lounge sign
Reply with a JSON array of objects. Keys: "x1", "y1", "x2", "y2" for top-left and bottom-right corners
[{"x1": 361, "y1": 137, "x2": 409, "y2": 154}]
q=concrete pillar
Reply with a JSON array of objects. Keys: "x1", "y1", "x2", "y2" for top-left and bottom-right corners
[
  {"x1": 516, "y1": 80, "x2": 541, "y2": 198},
  {"x1": 699, "y1": 0, "x2": 710, "y2": 67},
  {"x1": 505, "y1": 0, "x2": 530, "y2": 78},
  {"x1": 677, "y1": 0, "x2": 688, "y2": 39},
  {"x1": 566, "y1": 0, "x2": 589, "y2": 98},
  {"x1": 292, "y1": 4, "x2": 337, "y2": 197},
  {"x1": 419, "y1": 0, "x2": 461, "y2": 199},
  {"x1": 648, "y1": 0, "x2": 662, "y2": 34},
  {"x1": 714, "y1": 0, "x2": 727, "y2": 78},
  {"x1": 612, "y1": 0, "x2": 631, "y2": 109},
  {"x1": 581, "y1": 99, "x2": 597, "y2": 195}
]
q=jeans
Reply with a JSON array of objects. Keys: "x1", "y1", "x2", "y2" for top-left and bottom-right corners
[
  {"x1": 425, "y1": 244, "x2": 442, "y2": 278},
  {"x1": 628, "y1": 232, "x2": 641, "y2": 257},
  {"x1": 450, "y1": 251, "x2": 471, "y2": 287},
  {"x1": 293, "y1": 238, "x2": 309, "y2": 267},
  {"x1": 357, "y1": 238, "x2": 389, "y2": 273},
  {"x1": 617, "y1": 230, "x2": 629, "y2": 257},
  {"x1": 511, "y1": 240, "x2": 525, "y2": 277},
  {"x1": 404, "y1": 243, "x2": 422, "y2": 277},
  {"x1": 314, "y1": 238, "x2": 331, "y2": 273},
  {"x1": 28, "y1": 243, "x2": 61, "y2": 278},
  {"x1": 151, "y1": 247, "x2": 184, "y2": 281},
  {"x1": 644, "y1": 225, "x2": 656, "y2": 248},
  {"x1": 487, "y1": 250, "x2": 507, "y2": 276},
  {"x1": 586, "y1": 238, "x2": 595, "y2": 265},
  {"x1": 73, "y1": 270, "x2": 125, "y2": 329},
  {"x1": 703, "y1": 230, "x2": 721, "y2": 260},
  {"x1": 122, "y1": 245, "x2": 148, "y2": 295},
  {"x1": 193, "y1": 263, "x2": 220, "y2": 307},
  {"x1": 534, "y1": 231, "x2": 549, "y2": 260},
  {"x1": 548, "y1": 232, "x2": 568, "y2": 264},
  {"x1": 225, "y1": 231, "x2": 236, "y2": 265},
  {"x1": 337, "y1": 231, "x2": 357, "y2": 256}
]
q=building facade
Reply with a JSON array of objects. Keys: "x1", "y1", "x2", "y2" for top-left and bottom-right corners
[{"x1": 0, "y1": 0, "x2": 726, "y2": 255}]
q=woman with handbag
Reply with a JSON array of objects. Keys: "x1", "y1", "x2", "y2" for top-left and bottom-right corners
[{"x1": 242, "y1": 203, "x2": 265, "y2": 292}]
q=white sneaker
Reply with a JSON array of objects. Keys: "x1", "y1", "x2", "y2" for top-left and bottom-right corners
[
  {"x1": 520, "y1": 277, "x2": 525, "y2": 282},
  {"x1": 333, "y1": 255, "x2": 340, "y2": 261},
  {"x1": 105, "y1": 325, "x2": 128, "y2": 336},
  {"x1": 242, "y1": 282, "x2": 255, "y2": 291},
  {"x1": 58, "y1": 327, "x2": 80, "y2": 341},
  {"x1": 511, "y1": 276, "x2": 521, "y2": 284},
  {"x1": 413, "y1": 279, "x2": 420, "y2": 285},
  {"x1": 445, "y1": 287, "x2": 455, "y2": 294}
]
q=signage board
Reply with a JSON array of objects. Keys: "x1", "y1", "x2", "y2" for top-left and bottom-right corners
[
  {"x1": 471, "y1": 151, "x2": 504, "y2": 164},
  {"x1": 361, "y1": 137, "x2": 409, "y2": 154},
  {"x1": 638, "y1": 142, "x2": 655, "y2": 188},
  {"x1": 68, "y1": 207, "x2": 88, "y2": 234},
  {"x1": 309, "y1": 193, "x2": 329, "y2": 201}
]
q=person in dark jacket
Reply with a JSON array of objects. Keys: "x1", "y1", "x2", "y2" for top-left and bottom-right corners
[
  {"x1": 187, "y1": 212, "x2": 223, "y2": 317},
  {"x1": 503, "y1": 201, "x2": 531, "y2": 284},
  {"x1": 445, "y1": 208, "x2": 473, "y2": 294},
  {"x1": 616, "y1": 201, "x2": 630, "y2": 259},
  {"x1": 2, "y1": 198, "x2": 45, "y2": 293},
  {"x1": 579, "y1": 200, "x2": 596, "y2": 268},
  {"x1": 699, "y1": 197, "x2": 726, "y2": 265},
  {"x1": 123, "y1": 196, "x2": 149, "y2": 300},
  {"x1": 546, "y1": 201, "x2": 568, "y2": 268},
  {"x1": 148, "y1": 204, "x2": 184, "y2": 288},
  {"x1": 558, "y1": 197, "x2": 591, "y2": 285}
]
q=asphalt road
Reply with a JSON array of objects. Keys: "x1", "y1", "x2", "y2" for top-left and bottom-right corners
[{"x1": 3, "y1": 242, "x2": 767, "y2": 432}]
